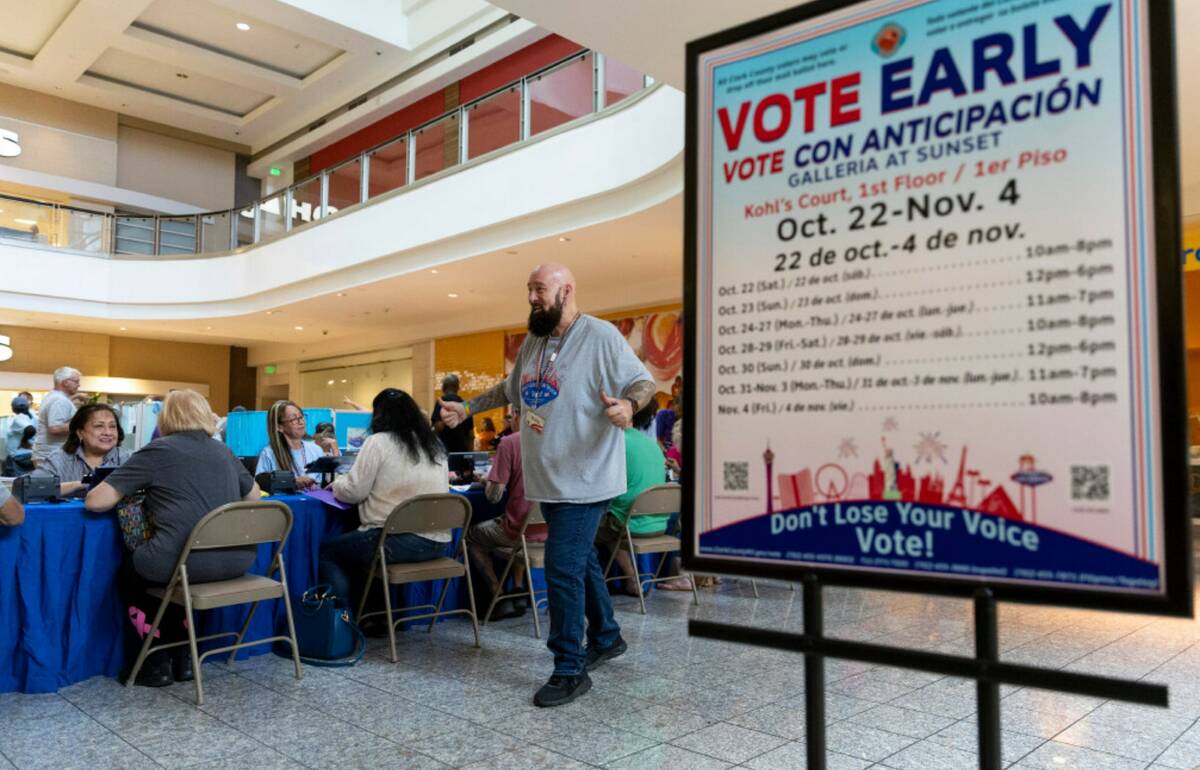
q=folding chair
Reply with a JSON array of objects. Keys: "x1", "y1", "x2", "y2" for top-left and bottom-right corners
[
  {"x1": 125, "y1": 500, "x2": 301, "y2": 706},
  {"x1": 602, "y1": 484, "x2": 699, "y2": 614},
  {"x1": 483, "y1": 503, "x2": 549, "y2": 638},
  {"x1": 355, "y1": 493, "x2": 480, "y2": 663}
]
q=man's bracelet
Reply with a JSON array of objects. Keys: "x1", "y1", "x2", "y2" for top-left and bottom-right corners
[{"x1": 463, "y1": 403, "x2": 472, "y2": 417}]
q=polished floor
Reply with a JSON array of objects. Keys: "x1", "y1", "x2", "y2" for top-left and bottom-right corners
[{"x1": 3, "y1": 579, "x2": 1200, "y2": 770}]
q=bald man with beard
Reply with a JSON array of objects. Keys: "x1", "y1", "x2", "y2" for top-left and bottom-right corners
[{"x1": 440, "y1": 263, "x2": 657, "y2": 706}]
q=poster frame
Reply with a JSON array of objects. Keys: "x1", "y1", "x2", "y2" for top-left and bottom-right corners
[{"x1": 681, "y1": 0, "x2": 1192, "y2": 617}]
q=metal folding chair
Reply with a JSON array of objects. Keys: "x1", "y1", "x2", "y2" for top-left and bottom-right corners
[
  {"x1": 602, "y1": 484, "x2": 699, "y2": 614},
  {"x1": 355, "y1": 493, "x2": 480, "y2": 663},
  {"x1": 482, "y1": 503, "x2": 549, "y2": 638},
  {"x1": 125, "y1": 500, "x2": 301, "y2": 706}
]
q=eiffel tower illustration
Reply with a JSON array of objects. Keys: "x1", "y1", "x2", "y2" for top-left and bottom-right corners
[{"x1": 946, "y1": 447, "x2": 969, "y2": 507}]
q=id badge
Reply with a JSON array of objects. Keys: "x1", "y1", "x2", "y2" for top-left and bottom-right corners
[{"x1": 525, "y1": 410, "x2": 546, "y2": 434}]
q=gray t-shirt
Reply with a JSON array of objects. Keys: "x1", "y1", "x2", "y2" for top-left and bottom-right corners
[
  {"x1": 106, "y1": 430, "x2": 257, "y2": 584},
  {"x1": 33, "y1": 390, "x2": 75, "y2": 462},
  {"x1": 506, "y1": 314, "x2": 653, "y2": 503}
]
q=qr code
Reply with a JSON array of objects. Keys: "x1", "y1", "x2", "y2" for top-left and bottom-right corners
[
  {"x1": 723, "y1": 461, "x2": 749, "y2": 492},
  {"x1": 1071, "y1": 465, "x2": 1110, "y2": 501}
]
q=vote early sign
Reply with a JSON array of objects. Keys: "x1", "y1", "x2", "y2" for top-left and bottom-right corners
[{"x1": 683, "y1": 0, "x2": 1191, "y2": 614}]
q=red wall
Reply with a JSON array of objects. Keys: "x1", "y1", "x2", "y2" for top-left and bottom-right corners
[{"x1": 308, "y1": 34, "x2": 585, "y2": 175}]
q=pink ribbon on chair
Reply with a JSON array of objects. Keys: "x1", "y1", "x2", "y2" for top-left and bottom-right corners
[{"x1": 127, "y1": 606, "x2": 161, "y2": 639}]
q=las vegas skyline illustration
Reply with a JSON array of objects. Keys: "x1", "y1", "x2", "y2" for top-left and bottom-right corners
[{"x1": 761, "y1": 425, "x2": 1053, "y2": 523}]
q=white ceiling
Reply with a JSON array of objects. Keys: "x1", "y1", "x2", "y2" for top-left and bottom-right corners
[{"x1": 0, "y1": 0, "x2": 513, "y2": 152}]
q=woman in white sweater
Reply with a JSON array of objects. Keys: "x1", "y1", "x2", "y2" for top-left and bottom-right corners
[{"x1": 319, "y1": 388, "x2": 451, "y2": 602}]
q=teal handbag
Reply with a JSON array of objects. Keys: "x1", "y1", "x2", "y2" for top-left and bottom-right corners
[{"x1": 290, "y1": 584, "x2": 366, "y2": 667}]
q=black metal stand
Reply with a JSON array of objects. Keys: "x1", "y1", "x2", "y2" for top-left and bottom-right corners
[
  {"x1": 803, "y1": 574, "x2": 825, "y2": 770},
  {"x1": 975, "y1": 589, "x2": 1001, "y2": 770},
  {"x1": 690, "y1": 574, "x2": 1168, "y2": 770}
]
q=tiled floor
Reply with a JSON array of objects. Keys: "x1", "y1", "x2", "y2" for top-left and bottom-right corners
[{"x1": 4, "y1": 579, "x2": 1200, "y2": 769}]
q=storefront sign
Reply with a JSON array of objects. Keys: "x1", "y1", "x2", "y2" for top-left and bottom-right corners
[
  {"x1": 0, "y1": 129, "x2": 20, "y2": 158},
  {"x1": 685, "y1": 0, "x2": 1190, "y2": 614}
]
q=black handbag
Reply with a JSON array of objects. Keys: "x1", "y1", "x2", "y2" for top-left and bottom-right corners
[{"x1": 290, "y1": 584, "x2": 366, "y2": 667}]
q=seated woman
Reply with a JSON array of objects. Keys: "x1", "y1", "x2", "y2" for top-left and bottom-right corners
[
  {"x1": 37, "y1": 404, "x2": 129, "y2": 497},
  {"x1": 86, "y1": 389, "x2": 260, "y2": 687},
  {"x1": 474, "y1": 417, "x2": 497, "y2": 451},
  {"x1": 320, "y1": 388, "x2": 451, "y2": 605},
  {"x1": 256, "y1": 400, "x2": 324, "y2": 489}
]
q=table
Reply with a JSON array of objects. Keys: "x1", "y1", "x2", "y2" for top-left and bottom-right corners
[{"x1": 0, "y1": 490, "x2": 503, "y2": 694}]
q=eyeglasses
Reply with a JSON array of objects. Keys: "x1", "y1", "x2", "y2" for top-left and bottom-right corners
[{"x1": 280, "y1": 415, "x2": 306, "y2": 426}]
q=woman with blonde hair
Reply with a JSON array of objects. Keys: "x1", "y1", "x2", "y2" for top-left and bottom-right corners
[
  {"x1": 256, "y1": 400, "x2": 323, "y2": 489},
  {"x1": 86, "y1": 389, "x2": 261, "y2": 687}
]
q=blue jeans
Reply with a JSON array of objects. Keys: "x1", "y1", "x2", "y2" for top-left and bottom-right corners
[
  {"x1": 318, "y1": 528, "x2": 446, "y2": 606},
  {"x1": 542, "y1": 501, "x2": 621, "y2": 676}
]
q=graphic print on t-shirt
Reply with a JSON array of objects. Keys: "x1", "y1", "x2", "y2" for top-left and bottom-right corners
[{"x1": 521, "y1": 367, "x2": 559, "y2": 409}]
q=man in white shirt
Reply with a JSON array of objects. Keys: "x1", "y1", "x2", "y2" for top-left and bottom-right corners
[{"x1": 33, "y1": 366, "x2": 81, "y2": 465}]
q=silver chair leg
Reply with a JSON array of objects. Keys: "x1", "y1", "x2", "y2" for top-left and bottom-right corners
[
  {"x1": 356, "y1": 559, "x2": 377, "y2": 624},
  {"x1": 226, "y1": 600, "x2": 260, "y2": 666},
  {"x1": 428, "y1": 577, "x2": 452, "y2": 635},
  {"x1": 179, "y1": 568, "x2": 205, "y2": 706},
  {"x1": 689, "y1": 572, "x2": 700, "y2": 605},
  {"x1": 484, "y1": 551, "x2": 518, "y2": 626},
  {"x1": 625, "y1": 528, "x2": 647, "y2": 615},
  {"x1": 461, "y1": 543, "x2": 481, "y2": 648},
  {"x1": 377, "y1": 548, "x2": 399, "y2": 663},
  {"x1": 752, "y1": 579, "x2": 760, "y2": 599},
  {"x1": 277, "y1": 559, "x2": 303, "y2": 680},
  {"x1": 523, "y1": 546, "x2": 541, "y2": 640}
]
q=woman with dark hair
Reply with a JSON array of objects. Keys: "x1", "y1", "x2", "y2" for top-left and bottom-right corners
[
  {"x1": 38, "y1": 403, "x2": 128, "y2": 496},
  {"x1": 319, "y1": 388, "x2": 450, "y2": 602},
  {"x1": 255, "y1": 400, "x2": 323, "y2": 488}
]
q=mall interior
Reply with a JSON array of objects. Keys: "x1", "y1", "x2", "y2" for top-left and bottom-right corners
[{"x1": 1, "y1": 1, "x2": 1199, "y2": 769}]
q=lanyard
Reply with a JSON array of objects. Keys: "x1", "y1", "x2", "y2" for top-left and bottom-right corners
[{"x1": 534, "y1": 313, "x2": 582, "y2": 395}]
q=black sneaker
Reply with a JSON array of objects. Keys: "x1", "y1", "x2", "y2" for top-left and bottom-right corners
[
  {"x1": 491, "y1": 598, "x2": 524, "y2": 621},
  {"x1": 171, "y1": 649, "x2": 194, "y2": 683},
  {"x1": 585, "y1": 636, "x2": 627, "y2": 670},
  {"x1": 131, "y1": 651, "x2": 173, "y2": 688},
  {"x1": 533, "y1": 673, "x2": 592, "y2": 707}
]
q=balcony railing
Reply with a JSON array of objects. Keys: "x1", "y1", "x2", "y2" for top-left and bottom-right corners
[{"x1": 0, "y1": 50, "x2": 651, "y2": 259}]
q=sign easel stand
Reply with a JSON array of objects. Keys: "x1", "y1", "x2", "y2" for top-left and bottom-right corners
[{"x1": 691, "y1": 575, "x2": 1167, "y2": 770}]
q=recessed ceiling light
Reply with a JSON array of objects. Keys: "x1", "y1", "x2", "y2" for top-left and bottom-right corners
[
  {"x1": 294, "y1": 325, "x2": 304, "y2": 331},
  {"x1": 430, "y1": 269, "x2": 439, "y2": 274},
  {"x1": 326, "y1": 379, "x2": 334, "y2": 386},
  {"x1": 336, "y1": 292, "x2": 346, "y2": 297},
  {"x1": 236, "y1": 22, "x2": 251, "y2": 31},
  {"x1": 558, "y1": 237, "x2": 570, "y2": 242},
  {"x1": 447, "y1": 293, "x2": 458, "y2": 298},
  {"x1": 119, "y1": 327, "x2": 127, "y2": 331},
  {"x1": 266, "y1": 310, "x2": 274, "y2": 315},
  {"x1": 340, "y1": 379, "x2": 347, "y2": 383},
  {"x1": 204, "y1": 326, "x2": 213, "y2": 330},
  {"x1": 14, "y1": 218, "x2": 37, "y2": 225}
]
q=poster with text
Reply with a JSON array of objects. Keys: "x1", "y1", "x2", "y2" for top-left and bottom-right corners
[{"x1": 688, "y1": 0, "x2": 1188, "y2": 611}]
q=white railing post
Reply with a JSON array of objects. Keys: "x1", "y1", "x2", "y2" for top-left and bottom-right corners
[
  {"x1": 520, "y1": 78, "x2": 531, "y2": 140},
  {"x1": 284, "y1": 188, "x2": 294, "y2": 231},
  {"x1": 594, "y1": 51, "x2": 605, "y2": 112},
  {"x1": 406, "y1": 132, "x2": 416, "y2": 184},
  {"x1": 459, "y1": 106, "x2": 469, "y2": 164},
  {"x1": 360, "y1": 153, "x2": 370, "y2": 203},
  {"x1": 252, "y1": 203, "x2": 261, "y2": 243},
  {"x1": 319, "y1": 172, "x2": 329, "y2": 220}
]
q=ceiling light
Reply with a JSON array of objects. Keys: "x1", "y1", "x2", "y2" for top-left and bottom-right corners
[
  {"x1": 119, "y1": 327, "x2": 127, "y2": 331},
  {"x1": 447, "y1": 293, "x2": 458, "y2": 298},
  {"x1": 14, "y1": 218, "x2": 37, "y2": 225},
  {"x1": 340, "y1": 379, "x2": 347, "y2": 383},
  {"x1": 204, "y1": 326, "x2": 213, "y2": 330},
  {"x1": 558, "y1": 237, "x2": 570, "y2": 242},
  {"x1": 430, "y1": 269, "x2": 439, "y2": 274},
  {"x1": 236, "y1": 22, "x2": 251, "y2": 31},
  {"x1": 326, "y1": 380, "x2": 334, "y2": 386},
  {"x1": 336, "y1": 292, "x2": 346, "y2": 297},
  {"x1": 265, "y1": 310, "x2": 274, "y2": 315},
  {"x1": 294, "y1": 325, "x2": 304, "y2": 331}
]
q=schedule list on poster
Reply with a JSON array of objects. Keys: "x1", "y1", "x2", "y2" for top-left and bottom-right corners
[{"x1": 711, "y1": 163, "x2": 1120, "y2": 418}]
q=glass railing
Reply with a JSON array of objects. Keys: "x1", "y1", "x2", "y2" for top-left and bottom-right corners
[{"x1": 0, "y1": 50, "x2": 651, "y2": 259}]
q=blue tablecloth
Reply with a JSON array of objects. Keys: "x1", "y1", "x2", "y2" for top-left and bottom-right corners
[{"x1": 0, "y1": 490, "x2": 503, "y2": 694}]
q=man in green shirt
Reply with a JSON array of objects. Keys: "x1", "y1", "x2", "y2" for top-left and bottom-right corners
[{"x1": 596, "y1": 403, "x2": 689, "y2": 592}]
